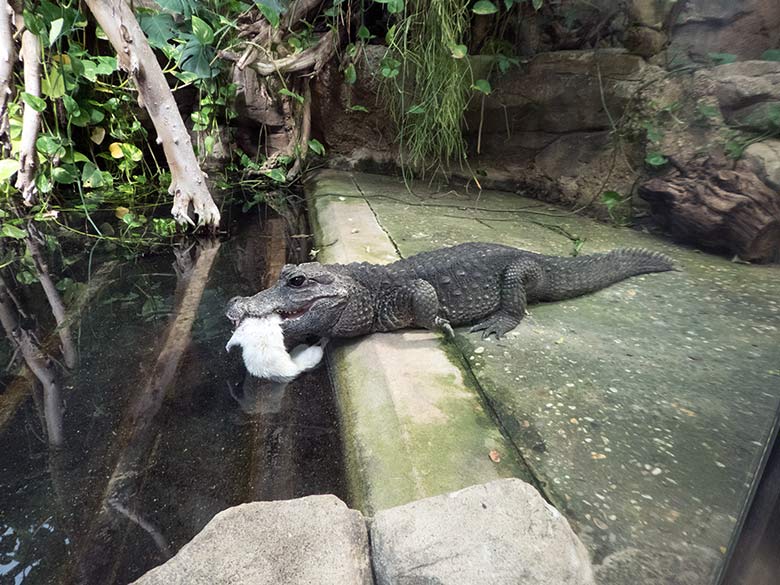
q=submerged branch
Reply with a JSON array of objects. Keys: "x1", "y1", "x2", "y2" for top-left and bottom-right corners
[
  {"x1": 26, "y1": 228, "x2": 77, "y2": 369},
  {"x1": 75, "y1": 241, "x2": 220, "y2": 584},
  {"x1": 0, "y1": 273, "x2": 64, "y2": 448}
]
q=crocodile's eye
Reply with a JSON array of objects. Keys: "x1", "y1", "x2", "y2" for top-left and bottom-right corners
[{"x1": 288, "y1": 275, "x2": 306, "y2": 287}]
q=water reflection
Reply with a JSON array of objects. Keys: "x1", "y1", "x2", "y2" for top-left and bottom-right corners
[{"x1": 0, "y1": 211, "x2": 345, "y2": 584}]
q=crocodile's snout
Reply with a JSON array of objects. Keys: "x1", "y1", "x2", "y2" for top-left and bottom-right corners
[{"x1": 226, "y1": 296, "x2": 245, "y2": 326}]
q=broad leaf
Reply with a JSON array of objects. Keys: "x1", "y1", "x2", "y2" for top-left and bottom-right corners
[
  {"x1": 307, "y1": 139, "x2": 325, "y2": 156},
  {"x1": 386, "y1": 0, "x2": 404, "y2": 14},
  {"x1": 190, "y1": 15, "x2": 214, "y2": 45},
  {"x1": 645, "y1": 152, "x2": 668, "y2": 167},
  {"x1": 279, "y1": 88, "x2": 304, "y2": 103},
  {"x1": 21, "y1": 92, "x2": 46, "y2": 112},
  {"x1": 263, "y1": 168, "x2": 287, "y2": 183},
  {"x1": 471, "y1": 79, "x2": 492, "y2": 94},
  {"x1": 48, "y1": 18, "x2": 64, "y2": 46},
  {"x1": 761, "y1": 49, "x2": 780, "y2": 62},
  {"x1": 0, "y1": 159, "x2": 19, "y2": 183},
  {"x1": 472, "y1": 1, "x2": 498, "y2": 15},
  {"x1": 344, "y1": 63, "x2": 356, "y2": 85},
  {"x1": 1, "y1": 224, "x2": 28, "y2": 239},
  {"x1": 179, "y1": 38, "x2": 219, "y2": 79},
  {"x1": 139, "y1": 14, "x2": 176, "y2": 49}
]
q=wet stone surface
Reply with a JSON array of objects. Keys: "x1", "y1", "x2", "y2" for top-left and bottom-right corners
[{"x1": 316, "y1": 170, "x2": 780, "y2": 584}]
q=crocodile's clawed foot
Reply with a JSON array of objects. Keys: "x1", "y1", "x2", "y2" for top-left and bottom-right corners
[
  {"x1": 434, "y1": 316, "x2": 454, "y2": 339},
  {"x1": 469, "y1": 314, "x2": 519, "y2": 340}
]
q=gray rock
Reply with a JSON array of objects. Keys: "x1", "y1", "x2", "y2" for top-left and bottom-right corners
[
  {"x1": 670, "y1": 0, "x2": 780, "y2": 61},
  {"x1": 370, "y1": 478, "x2": 595, "y2": 585},
  {"x1": 695, "y1": 61, "x2": 780, "y2": 112},
  {"x1": 132, "y1": 495, "x2": 372, "y2": 585},
  {"x1": 743, "y1": 140, "x2": 780, "y2": 191}
]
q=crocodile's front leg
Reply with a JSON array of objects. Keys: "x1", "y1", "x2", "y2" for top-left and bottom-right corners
[
  {"x1": 376, "y1": 279, "x2": 453, "y2": 338},
  {"x1": 470, "y1": 258, "x2": 544, "y2": 339}
]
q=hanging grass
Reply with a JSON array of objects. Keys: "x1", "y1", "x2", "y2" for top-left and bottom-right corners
[{"x1": 383, "y1": 0, "x2": 473, "y2": 175}]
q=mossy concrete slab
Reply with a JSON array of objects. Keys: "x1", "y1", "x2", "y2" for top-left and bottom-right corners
[
  {"x1": 307, "y1": 170, "x2": 780, "y2": 584},
  {"x1": 305, "y1": 170, "x2": 533, "y2": 516}
]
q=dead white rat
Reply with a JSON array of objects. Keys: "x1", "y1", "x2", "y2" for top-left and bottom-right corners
[{"x1": 226, "y1": 313, "x2": 325, "y2": 383}]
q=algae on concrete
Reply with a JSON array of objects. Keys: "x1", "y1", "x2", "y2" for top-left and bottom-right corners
[
  {"x1": 321, "y1": 170, "x2": 780, "y2": 584},
  {"x1": 305, "y1": 170, "x2": 534, "y2": 517}
]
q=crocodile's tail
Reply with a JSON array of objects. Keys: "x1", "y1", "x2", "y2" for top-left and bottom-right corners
[{"x1": 538, "y1": 248, "x2": 675, "y2": 301}]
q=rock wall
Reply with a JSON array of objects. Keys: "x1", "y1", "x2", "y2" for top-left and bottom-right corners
[{"x1": 306, "y1": 1, "x2": 780, "y2": 260}]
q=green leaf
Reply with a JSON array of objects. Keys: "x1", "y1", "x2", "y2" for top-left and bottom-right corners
[
  {"x1": 62, "y1": 94, "x2": 80, "y2": 115},
  {"x1": 256, "y1": 0, "x2": 283, "y2": 27},
  {"x1": 190, "y1": 15, "x2": 214, "y2": 45},
  {"x1": 760, "y1": 49, "x2": 780, "y2": 62},
  {"x1": 1, "y1": 224, "x2": 28, "y2": 239},
  {"x1": 472, "y1": 0, "x2": 498, "y2": 15},
  {"x1": 449, "y1": 44, "x2": 467, "y2": 59},
  {"x1": 52, "y1": 166, "x2": 77, "y2": 184},
  {"x1": 263, "y1": 168, "x2": 287, "y2": 183},
  {"x1": 179, "y1": 38, "x2": 219, "y2": 79},
  {"x1": 344, "y1": 63, "x2": 356, "y2": 85},
  {"x1": 81, "y1": 161, "x2": 105, "y2": 188},
  {"x1": 36, "y1": 135, "x2": 65, "y2": 157},
  {"x1": 139, "y1": 13, "x2": 176, "y2": 49},
  {"x1": 41, "y1": 64, "x2": 66, "y2": 98},
  {"x1": 307, "y1": 138, "x2": 325, "y2": 156},
  {"x1": 406, "y1": 104, "x2": 425, "y2": 114},
  {"x1": 386, "y1": 0, "x2": 404, "y2": 14},
  {"x1": 279, "y1": 88, "x2": 304, "y2": 103},
  {"x1": 156, "y1": 0, "x2": 196, "y2": 18},
  {"x1": 532, "y1": 0, "x2": 543, "y2": 10},
  {"x1": 349, "y1": 104, "x2": 369, "y2": 113},
  {"x1": 471, "y1": 79, "x2": 492, "y2": 94},
  {"x1": 600, "y1": 190, "x2": 622, "y2": 210},
  {"x1": 0, "y1": 159, "x2": 19, "y2": 183},
  {"x1": 357, "y1": 25, "x2": 373, "y2": 41},
  {"x1": 708, "y1": 52, "x2": 737, "y2": 65},
  {"x1": 21, "y1": 92, "x2": 46, "y2": 112},
  {"x1": 645, "y1": 152, "x2": 668, "y2": 167},
  {"x1": 48, "y1": 18, "x2": 65, "y2": 46},
  {"x1": 385, "y1": 24, "x2": 396, "y2": 46}
]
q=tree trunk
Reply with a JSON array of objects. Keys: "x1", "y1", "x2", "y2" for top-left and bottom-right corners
[
  {"x1": 15, "y1": 25, "x2": 42, "y2": 205},
  {"x1": 0, "y1": 0, "x2": 14, "y2": 155},
  {"x1": 639, "y1": 158, "x2": 780, "y2": 263},
  {"x1": 83, "y1": 0, "x2": 220, "y2": 230}
]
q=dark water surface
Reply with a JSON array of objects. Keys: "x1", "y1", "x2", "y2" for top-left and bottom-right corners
[{"x1": 0, "y1": 211, "x2": 345, "y2": 584}]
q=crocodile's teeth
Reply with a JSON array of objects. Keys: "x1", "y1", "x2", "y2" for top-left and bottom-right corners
[{"x1": 279, "y1": 308, "x2": 307, "y2": 320}]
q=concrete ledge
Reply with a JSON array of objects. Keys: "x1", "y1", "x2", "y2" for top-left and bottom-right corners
[{"x1": 305, "y1": 170, "x2": 532, "y2": 514}]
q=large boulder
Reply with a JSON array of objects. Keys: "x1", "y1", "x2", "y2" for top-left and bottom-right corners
[
  {"x1": 370, "y1": 478, "x2": 595, "y2": 585},
  {"x1": 743, "y1": 139, "x2": 780, "y2": 191},
  {"x1": 132, "y1": 495, "x2": 372, "y2": 585},
  {"x1": 669, "y1": 0, "x2": 780, "y2": 62}
]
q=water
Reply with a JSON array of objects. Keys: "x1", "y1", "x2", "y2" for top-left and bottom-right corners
[{"x1": 0, "y1": 209, "x2": 345, "y2": 584}]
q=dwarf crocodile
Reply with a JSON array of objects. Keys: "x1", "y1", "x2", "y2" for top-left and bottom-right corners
[{"x1": 226, "y1": 242, "x2": 675, "y2": 340}]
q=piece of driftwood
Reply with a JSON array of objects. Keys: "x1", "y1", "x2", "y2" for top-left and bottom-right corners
[{"x1": 639, "y1": 158, "x2": 780, "y2": 263}]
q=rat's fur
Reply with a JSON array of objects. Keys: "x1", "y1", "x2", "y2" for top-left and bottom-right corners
[{"x1": 226, "y1": 314, "x2": 324, "y2": 383}]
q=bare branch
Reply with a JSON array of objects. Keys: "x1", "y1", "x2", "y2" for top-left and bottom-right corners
[
  {"x1": 0, "y1": 0, "x2": 15, "y2": 155},
  {"x1": 15, "y1": 27, "x2": 41, "y2": 205},
  {"x1": 83, "y1": 0, "x2": 220, "y2": 229}
]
